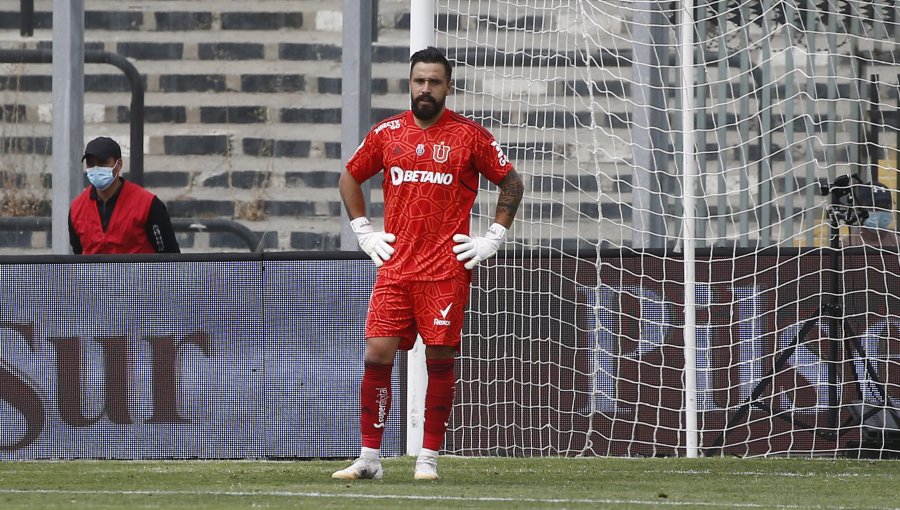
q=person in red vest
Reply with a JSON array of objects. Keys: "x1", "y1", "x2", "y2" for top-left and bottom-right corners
[{"x1": 68, "y1": 136, "x2": 180, "y2": 254}]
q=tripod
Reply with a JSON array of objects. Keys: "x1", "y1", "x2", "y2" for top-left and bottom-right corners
[{"x1": 707, "y1": 182, "x2": 891, "y2": 455}]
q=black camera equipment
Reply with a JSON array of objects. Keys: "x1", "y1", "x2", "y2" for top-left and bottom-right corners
[
  {"x1": 819, "y1": 174, "x2": 869, "y2": 226},
  {"x1": 708, "y1": 174, "x2": 896, "y2": 457}
]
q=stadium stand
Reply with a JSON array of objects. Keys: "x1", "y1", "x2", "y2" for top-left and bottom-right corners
[{"x1": 0, "y1": 0, "x2": 422, "y2": 252}]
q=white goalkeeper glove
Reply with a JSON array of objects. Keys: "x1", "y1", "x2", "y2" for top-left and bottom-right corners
[
  {"x1": 351, "y1": 217, "x2": 396, "y2": 267},
  {"x1": 452, "y1": 223, "x2": 507, "y2": 270}
]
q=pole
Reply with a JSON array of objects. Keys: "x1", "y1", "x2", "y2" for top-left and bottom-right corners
[
  {"x1": 51, "y1": 0, "x2": 84, "y2": 254},
  {"x1": 406, "y1": 0, "x2": 435, "y2": 457},
  {"x1": 679, "y1": 0, "x2": 699, "y2": 458},
  {"x1": 632, "y1": 2, "x2": 669, "y2": 249},
  {"x1": 340, "y1": 0, "x2": 374, "y2": 250}
]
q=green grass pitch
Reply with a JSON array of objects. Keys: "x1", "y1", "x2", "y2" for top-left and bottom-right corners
[{"x1": 0, "y1": 457, "x2": 897, "y2": 509}]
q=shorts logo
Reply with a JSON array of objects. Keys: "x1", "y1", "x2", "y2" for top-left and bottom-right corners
[
  {"x1": 433, "y1": 143, "x2": 451, "y2": 163},
  {"x1": 416, "y1": 144, "x2": 425, "y2": 156},
  {"x1": 433, "y1": 302, "x2": 452, "y2": 327}
]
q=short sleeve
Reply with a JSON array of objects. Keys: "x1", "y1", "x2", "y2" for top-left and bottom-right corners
[
  {"x1": 346, "y1": 128, "x2": 384, "y2": 183},
  {"x1": 471, "y1": 128, "x2": 513, "y2": 185}
]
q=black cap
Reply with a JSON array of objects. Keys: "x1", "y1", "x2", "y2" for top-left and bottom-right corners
[
  {"x1": 855, "y1": 182, "x2": 893, "y2": 209},
  {"x1": 82, "y1": 137, "x2": 122, "y2": 162}
]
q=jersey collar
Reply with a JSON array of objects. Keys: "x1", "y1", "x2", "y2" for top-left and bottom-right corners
[{"x1": 406, "y1": 108, "x2": 449, "y2": 130}]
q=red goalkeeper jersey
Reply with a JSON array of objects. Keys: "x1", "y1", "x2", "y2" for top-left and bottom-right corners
[{"x1": 347, "y1": 109, "x2": 514, "y2": 281}]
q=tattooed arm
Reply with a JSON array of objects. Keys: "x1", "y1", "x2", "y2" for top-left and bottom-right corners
[{"x1": 493, "y1": 169, "x2": 524, "y2": 228}]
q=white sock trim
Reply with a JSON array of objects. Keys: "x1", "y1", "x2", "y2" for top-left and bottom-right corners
[
  {"x1": 360, "y1": 447, "x2": 380, "y2": 460},
  {"x1": 417, "y1": 448, "x2": 439, "y2": 460}
]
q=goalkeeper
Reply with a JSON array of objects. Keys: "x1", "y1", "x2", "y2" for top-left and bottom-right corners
[{"x1": 334, "y1": 46, "x2": 523, "y2": 481}]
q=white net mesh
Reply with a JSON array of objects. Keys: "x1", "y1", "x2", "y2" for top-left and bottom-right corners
[{"x1": 437, "y1": 0, "x2": 900, "y2": 457}]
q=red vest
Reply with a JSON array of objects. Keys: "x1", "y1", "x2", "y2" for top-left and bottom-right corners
[{"x1": 70, "y1": 180, "x2": 157, "y2": 254}]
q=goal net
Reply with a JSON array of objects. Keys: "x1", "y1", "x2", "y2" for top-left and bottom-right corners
[{"x1": 435, "y1": 0, "x2": 900, "y2": 457}]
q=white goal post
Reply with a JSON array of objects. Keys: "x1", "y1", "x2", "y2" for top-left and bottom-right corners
[{"x1": 414, "y1": 0, "x2": 900, "y2": 458}]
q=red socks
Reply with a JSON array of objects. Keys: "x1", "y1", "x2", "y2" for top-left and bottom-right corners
[
  {"x1": 423, "y1": 358, "x2": 456, "y2": 452},
  {"x1": 360, "y1": 361, "x2": 393, "y2": 449},
  {"x1": 359, "y1": 358, "x2": 456, "y2": 451}
]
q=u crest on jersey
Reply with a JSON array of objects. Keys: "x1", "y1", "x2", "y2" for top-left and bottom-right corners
[{"x1": 433, "y1": 143, "x2": 451, "y2": 163}]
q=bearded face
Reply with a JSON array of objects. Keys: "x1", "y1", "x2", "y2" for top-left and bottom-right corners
[
  {"x1": 412, "y1": 93, "x2": 445, "y2": 121},
  {"x1": 409, "y1": 62, "x2": 451, "y2": 125}
]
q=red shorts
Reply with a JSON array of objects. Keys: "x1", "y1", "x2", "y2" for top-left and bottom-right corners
[{"x1": 365, "y1": 271, "x2": 471, "y2": 350}]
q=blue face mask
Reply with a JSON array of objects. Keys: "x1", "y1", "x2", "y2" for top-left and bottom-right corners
[
  {"x1": 863, "y1": 211, "x2": 893, "y2": 230},
  {"x1": 86, "y1": 166, "x2": 116, "y2": 190}
]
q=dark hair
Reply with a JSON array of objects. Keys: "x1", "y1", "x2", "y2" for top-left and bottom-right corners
[{"x1": 409, "y1": 46, "x2": 452, "y2": 82}]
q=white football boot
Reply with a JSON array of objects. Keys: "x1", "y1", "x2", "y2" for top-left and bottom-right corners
[
  {"x1": 413, "y1": 448, "x2": 440, "y2": 480},
  {"x1": 332, "y1": 449, "x2": 383, "y2": 480}
]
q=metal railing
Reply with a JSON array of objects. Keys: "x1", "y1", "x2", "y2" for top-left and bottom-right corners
[
  {"x1": 0, "y1": 48, "x2": 146, "y2": 185},
  {"x1": 0, "y1": 216, "x2": 262, "y2": 252}
]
